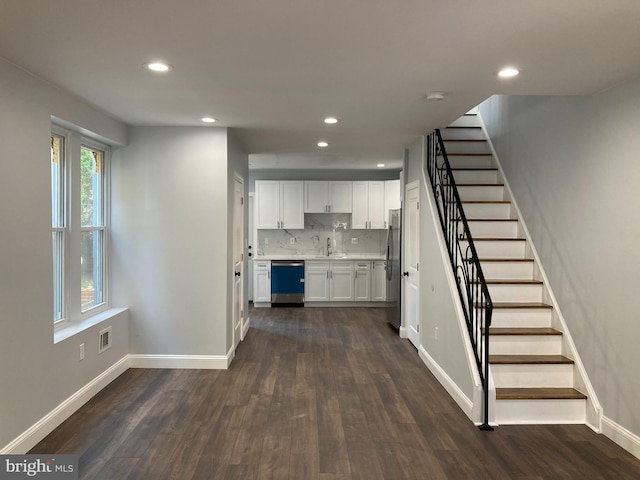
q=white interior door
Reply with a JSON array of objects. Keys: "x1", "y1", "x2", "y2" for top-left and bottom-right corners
[
  {"x1": 404, "y1": 182, "x2": 420, "y2": 348},
  {"x1": 248, "y1": 194, "x2": 254, "y2": 302},
  {"x1": 233, "y1": 175, "x2": 244, "y2": 348}
]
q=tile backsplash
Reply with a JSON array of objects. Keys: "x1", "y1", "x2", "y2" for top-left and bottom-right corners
[{"x1": 256, "y1": 213, "x2": 386, "y2": 257}]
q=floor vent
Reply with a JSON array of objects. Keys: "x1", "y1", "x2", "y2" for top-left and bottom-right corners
[{"x1": 98, "y1": 326, "x2": 112, "y2": 354}]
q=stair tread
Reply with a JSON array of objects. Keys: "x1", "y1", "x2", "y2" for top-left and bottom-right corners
[
  {"x1": 477, "y1": 258, "x2": 534, "y2": 263},
  {"x1": 489, "y1": 354, "x2": 574, "y2": 364},
  {"x1": 458, "y1": 200, "x2": 511, "y2": 204},
  {"x1": 442, "y1": 139, "x2": 488, "y2": 142},
  {"x1": 464, "y1": 237, "x2": 525, "y2": 242},
  {"x1": 452, "y1": 183, "x2": 504, "y2": 186},
  {"x1": 445, "y1": 126, "x2": 482, "y2": 129},
  {"x1": 441, "y1": 167, "x2": 497, "y2": 171},
  {"x1": 496, "y1": 388, "x2": 587, "y2": 400},
  {"x1": 446, "y1": 153, "x2": 492, "y2": 156},
  {"x1": 488, "y1": 327, "x2": 562, "y2": 336},
  {"x1": 474, "y1": 279, "x2": 543, "y2": 285},
  {"x1": 456, "y1": 218, "x2": 518, "y2": 222},
  {"x1": 480, "y1": 302, "x2": 553, "y2": 309}
]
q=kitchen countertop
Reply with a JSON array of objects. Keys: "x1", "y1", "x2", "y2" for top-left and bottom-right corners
[{"x1": 254, "y1": 254, "x2": 386, "y2": 261}]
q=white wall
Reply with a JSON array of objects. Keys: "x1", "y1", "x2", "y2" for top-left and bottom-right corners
[
  {"x1": 111, "y1": 126, "x2": 242, "y2": 357},
  {"x1": 0, "y1": 57, "x2": 129, "y2": 451},
  {"x1": 404, "y1": 136, "x2": 477, "y2": 409},
  {"x1": 479, "y1": 77, "x2": 640, "y2": 437}
]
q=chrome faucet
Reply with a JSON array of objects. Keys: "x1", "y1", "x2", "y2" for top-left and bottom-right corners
[{"x1": 327, "y1": 237, "x2": 332, "y2": 256}]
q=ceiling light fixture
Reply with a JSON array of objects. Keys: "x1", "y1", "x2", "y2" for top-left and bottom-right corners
[
  {"x1": 145, "y1": 62, "x2": 172, "y2": 72},
  {"x1": 201, "y1": 117, "x2": 217, "y2": 123},
  {"x1": 377, "y1": 163, "x2": 385, "y2": 168},
  {"x1": 317, "y1": 141, "x2": 329, "y2": 148},
  {"x1": 324, "y1": 117, "x2": 339, "y2": 124},
  {"x1": 426, "y1": 91, "x2": 445, "y2": 101},
  {"x1": 498, "y1": 67, "x2": 519, "y2": 78}
]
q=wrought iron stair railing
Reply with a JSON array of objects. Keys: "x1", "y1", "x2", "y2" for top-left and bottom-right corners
[{"x1": 425, "y1": 129, "x2": 493, "y2": 430}]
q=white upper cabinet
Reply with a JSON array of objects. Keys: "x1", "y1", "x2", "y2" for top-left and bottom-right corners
[
  {"x1": 304, "y1": 181, "x2": 352, "y2": 213},
  {"x1": 256, "y1": 180, "x2": 304, "y2": 229},
  {"x1": 352, "y1": 181, "x2": 385, "y2": 229},
  {"x1": 384, "y1": 179, "x2": 401, "y2": 228}
]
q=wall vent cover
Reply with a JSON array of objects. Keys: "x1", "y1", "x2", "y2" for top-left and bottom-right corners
[{"x1": 98, "y1": 326, "x2": 112, "y2": 354}]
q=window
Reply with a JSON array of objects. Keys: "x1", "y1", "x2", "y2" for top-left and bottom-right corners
[
  {"x1": 51, "y1": 128, "x2": 110, "y2": 326},
  {"x1": 51, "y1": 133, "x2": 67, "y2": 324},
  {"x1": 80, "y1": 144, "x2": 106, "y2": 312}
]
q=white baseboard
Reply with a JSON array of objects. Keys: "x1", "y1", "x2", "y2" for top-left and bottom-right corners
[
  {"x1": 419, "y1": 345, "x2": 474, "y2": 420},
  {"x1": 0, "y1": 355, "x2": 130, "y2": 455},
  {"x1": 602, "y1": 415, "x2": 640, "y2": 460},
  {"x1": 242, "y1": 316, "x2": 251, "y2": 340},
  {"x1": 399, "y1": 326, "x2": 408, "y2": 339},
  {"x1": 128, "y1": 352, "x2": 233, "y2": 370}
]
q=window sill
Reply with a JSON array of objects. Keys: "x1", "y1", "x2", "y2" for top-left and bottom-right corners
[{"x1": 54, "y1": 307, "x2": 128, "y2": 344}]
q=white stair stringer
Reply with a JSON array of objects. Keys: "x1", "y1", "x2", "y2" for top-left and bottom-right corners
[{"x1": 441, "y1": 114, "x2": 601, "y2": 427}]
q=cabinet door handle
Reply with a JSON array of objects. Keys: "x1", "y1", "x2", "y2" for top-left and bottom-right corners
[
  {"x1": 268, "y1": 271, "x2": 270, "y2": 279},
  {"x1": 355, "y1": 271, "x2": 358, "y2": 279},
  {"x1": 326, "y1": 271, "x2": 329, "y2": 279}
]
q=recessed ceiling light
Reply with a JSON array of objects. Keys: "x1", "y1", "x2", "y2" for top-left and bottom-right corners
[
  {"x1": 426, "y1": 92, "x2": 445, "y2": 101},
  {"x1": 145, "y1": 62, "x2": 172, "y2": 72},
  {"x1": 498, "y1": 67, "x2": 519, "y2": 78},
  {"x1": 317, "y1": 141, "x2": 329, "y2": 148},
  {"x1": 324, "y1": 117, "x2": 339, "y2": 124},
  {"x1": 201, "y1": 117, "x2": 217, "y2": 123},
  {"x1": 377, "y1": 163, "x2": 385, "y2": 168}
]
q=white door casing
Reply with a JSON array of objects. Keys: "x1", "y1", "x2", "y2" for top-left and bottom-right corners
[
  {"x1": 405, "y1": 182, "x2": 420, "y2": 348},
  {"x1": 233, "y1": 175, "x2": 244, "y2": 347}
]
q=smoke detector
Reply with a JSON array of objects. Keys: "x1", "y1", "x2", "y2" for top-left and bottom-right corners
[{"x1": 426, "y1": 91, "x2": 445, "y2": 101}]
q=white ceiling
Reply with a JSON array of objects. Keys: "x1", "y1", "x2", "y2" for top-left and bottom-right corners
[{"x1": 1, "y1": 0, "x2": 640, "y2": 170}]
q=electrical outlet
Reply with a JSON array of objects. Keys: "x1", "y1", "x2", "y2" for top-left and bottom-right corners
[
  {"x1": 290, "y1": 237, "x2": 295, "y2": 244},
  {"x1": 351, "y1": 238, "x2": 358, "y2": 244},
  {"x1": 79, "y1": 343, "x2": 85, "y2": 361},
  {"x1": 435, "y1": 327, "x2": 439, "y2": 340}
]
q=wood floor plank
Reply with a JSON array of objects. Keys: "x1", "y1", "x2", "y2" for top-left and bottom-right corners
[{"x1": 28, "y1": 306, "x2": 640, "y2": 480}]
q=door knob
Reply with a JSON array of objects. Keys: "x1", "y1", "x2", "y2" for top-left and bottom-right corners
[
  {"x1": 403, "y1": 271, "x2": 409, "y2": 277},
  {"x1": 235, "y1": 271, "x2": 241, "y2": 277}
]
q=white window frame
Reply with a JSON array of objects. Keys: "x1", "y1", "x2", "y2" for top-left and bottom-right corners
[{"x1": 52, "y1": 125, "x2": 110, "y2": 331}]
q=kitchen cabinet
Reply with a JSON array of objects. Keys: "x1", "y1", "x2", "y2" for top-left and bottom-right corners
[
  {"x1": 354, "y1": 261, "x2": 371, "y2": 301},
  {"x1": 305, "y1": 260, "x2": 354, "y2": 302},
  {"x1": 253, "y1": 260, "x2": 272, "y2": 303},
  {"x1": 304, "y1": 181, "x2": 352, "y2": 213},
  {"x1": 371, "y1": 261, "x2": 387, "y2": 301},
  {"x1": 255, "y1": 180, "x2": 304, "y2": 229},
  {"x1": 352, "y1": 181, "x2": 385, "y2": 229},
  {"x1": 384, "y1": 179, "x2": 401, "y2": 228}
]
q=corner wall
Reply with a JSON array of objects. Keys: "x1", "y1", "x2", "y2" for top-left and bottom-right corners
[
  {"x1": 479, "y1": 77, "x2": 640, "y2": 440},
  {"x1": 0, "y1": 57, "x2": 129, "y2": 451}
]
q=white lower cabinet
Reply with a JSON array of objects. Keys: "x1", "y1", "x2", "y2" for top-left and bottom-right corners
[
  {"x1": 305, "y1": 261, "x2": 330, "y2": 301},
  {"x1": 253, "y1": 260, "x2": 271, "y2": 303},
  {"x1": 372, "y1": 261, "x2": 387, "y2": 301},
  {"x1": 330, "y1": 261, "x2": 354, "y2": 301},
  {"x1": 354, "y1": 262, "x2": 371, "y2": 301}
]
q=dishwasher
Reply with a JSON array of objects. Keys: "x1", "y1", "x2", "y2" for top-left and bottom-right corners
[{"x1": 270, "y1": 260, "x2": 305, "y2": 305}]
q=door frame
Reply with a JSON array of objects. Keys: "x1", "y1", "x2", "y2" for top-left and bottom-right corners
[
  {"x1": 403, "y1": 180, "x2": 420, "y2": 347},
  {"x1": 232, "y1": 173, "x2": 246, "y2": 350}
]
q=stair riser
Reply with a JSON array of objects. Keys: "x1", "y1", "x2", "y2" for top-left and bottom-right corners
[
  {"x1": 441, "y1": 129, "x2": 484, "y2": 141},
  {"x1": 448, "y1": 117, "x2": 481, "y2": 128},
  {"x1": 447, "y1": 156, "x2": 494, "y2": 169},
  {"x1": 461, "y1": 240, "x2": 525, "y2": 259},
  {"x1": 495, "y1": 399, "x2": 586, "y2": 425},
  {"x1": 490, "y1": 336, "x2": 562, "y2": 355},
  {"x1": 466, "y1": 221, "x2": 518, "y2": 238},
  {"x1": 451, "y1": 170, "x2": 498, "y2": 184},
  {"x1": 443, "y1": 141, "x2": 491, "y2": 154},
  {"x1": 457, "y1": 185, "x2": 504, "y2": 201},
  {"x1": 489, "y1": 309, "x2": 552, "y2": 328},
  {"x1": 480, "y1": 262, "x2": 535, "y2": 280},
  {"x1": 492, "y1": 364, "x2": 574, "y2": 388},
  {"x1": 461, "y1": 203, "x2": 511, "y2": 219},
  {"x1": 487, "y1": 284, "x2": 543, "y2": 303}
]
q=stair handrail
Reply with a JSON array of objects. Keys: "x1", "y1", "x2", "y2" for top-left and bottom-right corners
[{"x1": 425, "y1": 129, "x2": 493, "y2": 430}]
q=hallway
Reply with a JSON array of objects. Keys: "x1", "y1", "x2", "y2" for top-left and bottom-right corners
[{"x1": 31, "y1": 307, "x2": 640, "y2": 479}]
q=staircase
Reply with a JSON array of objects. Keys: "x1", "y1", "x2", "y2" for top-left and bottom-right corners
[{"x1": 440, "y1": 113, "x2": 588, "y2": 425}]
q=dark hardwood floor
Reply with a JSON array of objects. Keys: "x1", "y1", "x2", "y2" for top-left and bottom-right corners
[{"x1": 31, "y1": 307, "x2": 640, "y2": 479}]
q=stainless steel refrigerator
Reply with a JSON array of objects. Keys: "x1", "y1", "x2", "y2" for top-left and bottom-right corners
[{"x1": 385, "y1": 209, "x2": 402, "y2": 329}]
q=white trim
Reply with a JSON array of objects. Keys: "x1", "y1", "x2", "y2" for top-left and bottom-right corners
[
  {"x1": 477, "y1": 111, "x2": 603, "y2": 431},
  {"x1": 242, "y1": 315, "x2": 251, "y2": 339},
  {"x1": 128, "y1": 351, "x2": 234, "y2": 370},
  {"x1": 398, "y1": 325, "x2": 408, "y2": 339},
  {"x1": 0, "y1": 355, "x2": 130, "y2": 454},
  {"x1": 602, "y1": 416, "x2": 640, "y2": 460},
  {"x1": 419, "y1": 345, "x2": 474, "y2": 420}
]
